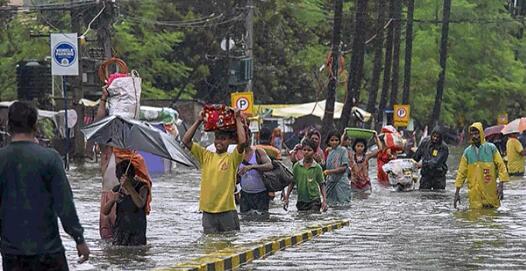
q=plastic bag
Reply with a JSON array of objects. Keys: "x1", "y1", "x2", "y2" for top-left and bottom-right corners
[
  {"x1": 107, "y1": 70, "x2": 141, "y2": 119},
  {"x1": 382, "y1": 159, "x2": 418, "y2": 186}
]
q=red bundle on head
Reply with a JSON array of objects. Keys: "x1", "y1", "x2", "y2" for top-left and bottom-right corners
[
  {"x1": 383, "y1": 132, "x2": 405, "y2": 151},
  {"x1": 203, "y1": 104, "x2": 237, "y2": 132}
]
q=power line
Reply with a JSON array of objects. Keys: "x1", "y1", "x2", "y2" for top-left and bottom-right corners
[{"x1": 122, "y1": 12, "x2": 245, "y2": 28}]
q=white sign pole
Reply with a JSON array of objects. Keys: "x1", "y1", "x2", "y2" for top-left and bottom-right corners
[{"x1": 51, "y1": 33, "x2": 79, "y2": 170}]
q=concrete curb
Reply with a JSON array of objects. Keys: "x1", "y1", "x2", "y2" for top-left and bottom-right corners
[{"x1": 159, "y1": 219, "x2": 349, "y2": 271}]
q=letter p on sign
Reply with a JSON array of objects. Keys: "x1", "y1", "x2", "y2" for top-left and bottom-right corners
[{"x1": 231, "y1": 91, "x2": 254, "y2": 116}]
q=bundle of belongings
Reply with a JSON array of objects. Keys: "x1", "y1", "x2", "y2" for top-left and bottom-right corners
[
  {"x1": 382, "y1": 158, "x2": 419, "y2": 192},
  {"x1": 203, "y1": 104, "x2": 237, "y2": 132},
  {"x1": 99, "y1": 58, "x2": 142, "y2": 119},
  {"x1": 381, "y1": 125, "x2": 406, "y2": 151}
]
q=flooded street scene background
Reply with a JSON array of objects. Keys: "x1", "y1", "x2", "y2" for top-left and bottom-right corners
[{"x1": 5, "y1": 147, "x2": 523, "y2": 270}]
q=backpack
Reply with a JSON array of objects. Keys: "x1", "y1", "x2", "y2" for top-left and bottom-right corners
[{"x1": 255, "y1": 149, "x2": 293, "y2": 192}]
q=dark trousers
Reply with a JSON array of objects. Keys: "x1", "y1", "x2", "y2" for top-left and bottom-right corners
[
  {"x1": 419, "y1": 174, "x2": 446, "y2": 190},
  {"x1": 296, "y1": 199, "x2": 322, "y2": 212},
  {"x1": 202, "y1": 210, "x2": 240, "y2": 234},
  {"x1": 2, "y1": 252, "x2": 69, "y2": 271},
  {"x1": 239, "y1": 190, "x2": 270, "y2": 214}
]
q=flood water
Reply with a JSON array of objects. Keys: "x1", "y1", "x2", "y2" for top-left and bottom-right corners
[
  {"x1": 2, "y1": 147, "x2": 526, "y2": 270},
  {"x1": 241, "y1": 147, "x2": 526, "y2": 270}
]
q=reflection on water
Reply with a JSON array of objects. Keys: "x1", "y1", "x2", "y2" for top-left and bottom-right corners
[{"x1": 2, "y1": 147, "x2": 526, "y2": 270}]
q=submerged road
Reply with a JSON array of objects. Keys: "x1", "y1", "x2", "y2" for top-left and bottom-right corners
[{"x1": 1, "y1": 147, "x2": 526, "y2": 270}]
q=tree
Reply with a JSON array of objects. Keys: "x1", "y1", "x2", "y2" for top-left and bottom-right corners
[
  {"x1": 340, "y1": 0, "x2": 368, "y2": 129},
  {"x1": 322, "y1": 0, "x2": 344, "y2": 134},
  {"x1": 429, "y1": 0, "x2": 451, "y2": 127},
  {"x1": 366, "y1": 0, "x2": 387, "y2": 126},
  {"x1": 402, "y1": 0, "x2": 415, "y2": 104},
  {"x1": 377, "y1": 0, "x2": 395, "y2": 128}
]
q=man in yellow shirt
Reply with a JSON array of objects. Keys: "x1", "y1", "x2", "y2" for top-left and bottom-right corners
[
  {"x1": 506, "y1": 132, "x2": 526, "y2": 176},
  {"x1": 182, "y1": 109, "x2": 246, "y2": 234}
]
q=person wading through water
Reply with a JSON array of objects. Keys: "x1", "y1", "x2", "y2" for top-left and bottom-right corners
[
  {"x1": 454, "y1": 122, "x2": 509, "y2": 209},
  {"x1": 414, "y1": 127, "x2": 449, "y2": 190}
]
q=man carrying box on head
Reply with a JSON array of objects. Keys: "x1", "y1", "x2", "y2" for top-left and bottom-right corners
[{"x1": 183, "y1": 108, "x2": 247, "y2": 234}]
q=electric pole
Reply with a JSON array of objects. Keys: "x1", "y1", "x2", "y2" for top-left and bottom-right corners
[
  {"x1": 321, "y1": 0, "x2": 343, "y2": 136},
  {"x1": 71, "y1": 1, "x2": 85, "y2": 159},
  {"x1": 245, "y1": 0, "x2": 254, "y2": 92},
  {"x1": 97, "y1": 1, "x2": 114, "y2": 60},
  {"x1": 389, "y1": 0, "x2": 402, "y2": 109}
]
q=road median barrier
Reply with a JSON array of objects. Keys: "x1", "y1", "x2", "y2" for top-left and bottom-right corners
[{"x1": 159, "y1": 219, "x2": 349, "y2": 271}]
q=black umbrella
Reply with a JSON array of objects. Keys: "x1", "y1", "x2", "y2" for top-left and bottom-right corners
[{"x1": 82, "y1": 115, "x2": 198, "y2": 168}]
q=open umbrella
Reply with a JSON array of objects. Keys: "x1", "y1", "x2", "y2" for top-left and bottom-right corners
[
  {"x1": 81, "y1": 115, "x2": 198, "y2": 168},
  {"x1": 484, "y1": 124, "x2": 505, "y2": 138},
  {"x1": 501, "y1": 118, "x2": 526, "y2": 135}
]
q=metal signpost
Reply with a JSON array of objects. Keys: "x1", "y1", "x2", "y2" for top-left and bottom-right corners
[{"x1": 51, "y1": 33, "x2": 79, "y2": 170}]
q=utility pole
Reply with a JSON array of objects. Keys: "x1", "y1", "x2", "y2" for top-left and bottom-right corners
[
  {"x1": 402, "y1": 0, "x2": 415, "y2": 104},
  {"x1": 71, "y1": 1, "x2": 85, "y2": 159},
  {"x1": 245, "y1": 0, "x2": 254, "y2": 92},
  {"x1": 389, "y1": 0, "x2": 402, "y2": 109},
  {"x1": 430, "y1": 0, "x2": 451, "y2": 127},
  {"x1": 97, "y1": 1, "x2": 114, "y2": 60},
  {"x1": 224, "y1": 32, "x2": 231, "y2": 102},
  {"x1": 321, "y1": 0, "x2": 343, "y2": 136}
]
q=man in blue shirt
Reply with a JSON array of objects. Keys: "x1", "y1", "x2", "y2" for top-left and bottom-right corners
[{"x1": 0, "y1": 102, "x2": 89, "y2": 270}]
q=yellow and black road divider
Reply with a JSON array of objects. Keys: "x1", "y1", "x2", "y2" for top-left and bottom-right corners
[{"x1": 159, "y1": 219, "x2": 349, "y2": 271}]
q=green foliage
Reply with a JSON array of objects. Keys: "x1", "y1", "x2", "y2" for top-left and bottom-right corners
[
  {"x1": 409, "y1": 0, "x2": 526, "y2": 127},
  {"x1": 0, "y1": 13, "x2": 49, "y2": 100},
  {"x1": 113, "y1": 0, "x2": 193, "y2": 99}
]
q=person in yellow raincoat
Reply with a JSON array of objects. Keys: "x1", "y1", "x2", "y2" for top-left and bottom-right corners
[
  {"x1": 454, "y1": 122, "x2": 509, "y2": 209},
  {"x1": 505, "y1": 132, "x2": 526, "y2": 176}
]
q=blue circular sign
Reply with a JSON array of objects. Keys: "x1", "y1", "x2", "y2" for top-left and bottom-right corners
[{"x1": 53, "y1": 42, "x2": 76, "y2": 67}]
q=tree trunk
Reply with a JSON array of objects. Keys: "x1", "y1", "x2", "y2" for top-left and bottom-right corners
[
  {"x1": 402, "y1": 0, "x2": 415, "y2": 104},
  {"x1": 366, "y1": 0, "x2": 387, "y2": 127},
  {"x1": 389, "y1": 0, "x2": 402, "y2": 109},
  {"x1": 321, "y1": 0, "x2": 343, "y2": 136},
  {"x1": 377, "y1": 0, "x2": 395, "y2": 129},
  {"x1": 430, "y1": 0, "x2": 451, "y2": 127},
  {"x1": 340, "y1": 0, "x2": 368, "y2": 130}
]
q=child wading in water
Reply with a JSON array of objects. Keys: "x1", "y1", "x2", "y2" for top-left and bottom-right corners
[
  {"x1": 324, "y1": 131, "x2": 351, "y2": 205},
  {"x1": 283, "y1": 138, "x2": 327, "y2": 212},
  {"x1": 349, "y1": 135, "x2": 381, "y2": 192},
  {"x1": 102, "y1": 159, "x2": 149, "y2": 246}
]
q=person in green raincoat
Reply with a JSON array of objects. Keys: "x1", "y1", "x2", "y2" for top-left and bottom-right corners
[{"x1": 454, "y1": 122, "x2": 509, "y2": 209}]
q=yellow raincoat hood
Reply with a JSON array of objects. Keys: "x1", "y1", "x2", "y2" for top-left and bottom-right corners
[{"x1": 469, "y1": 122, "x2": 486, "y2": 144}]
